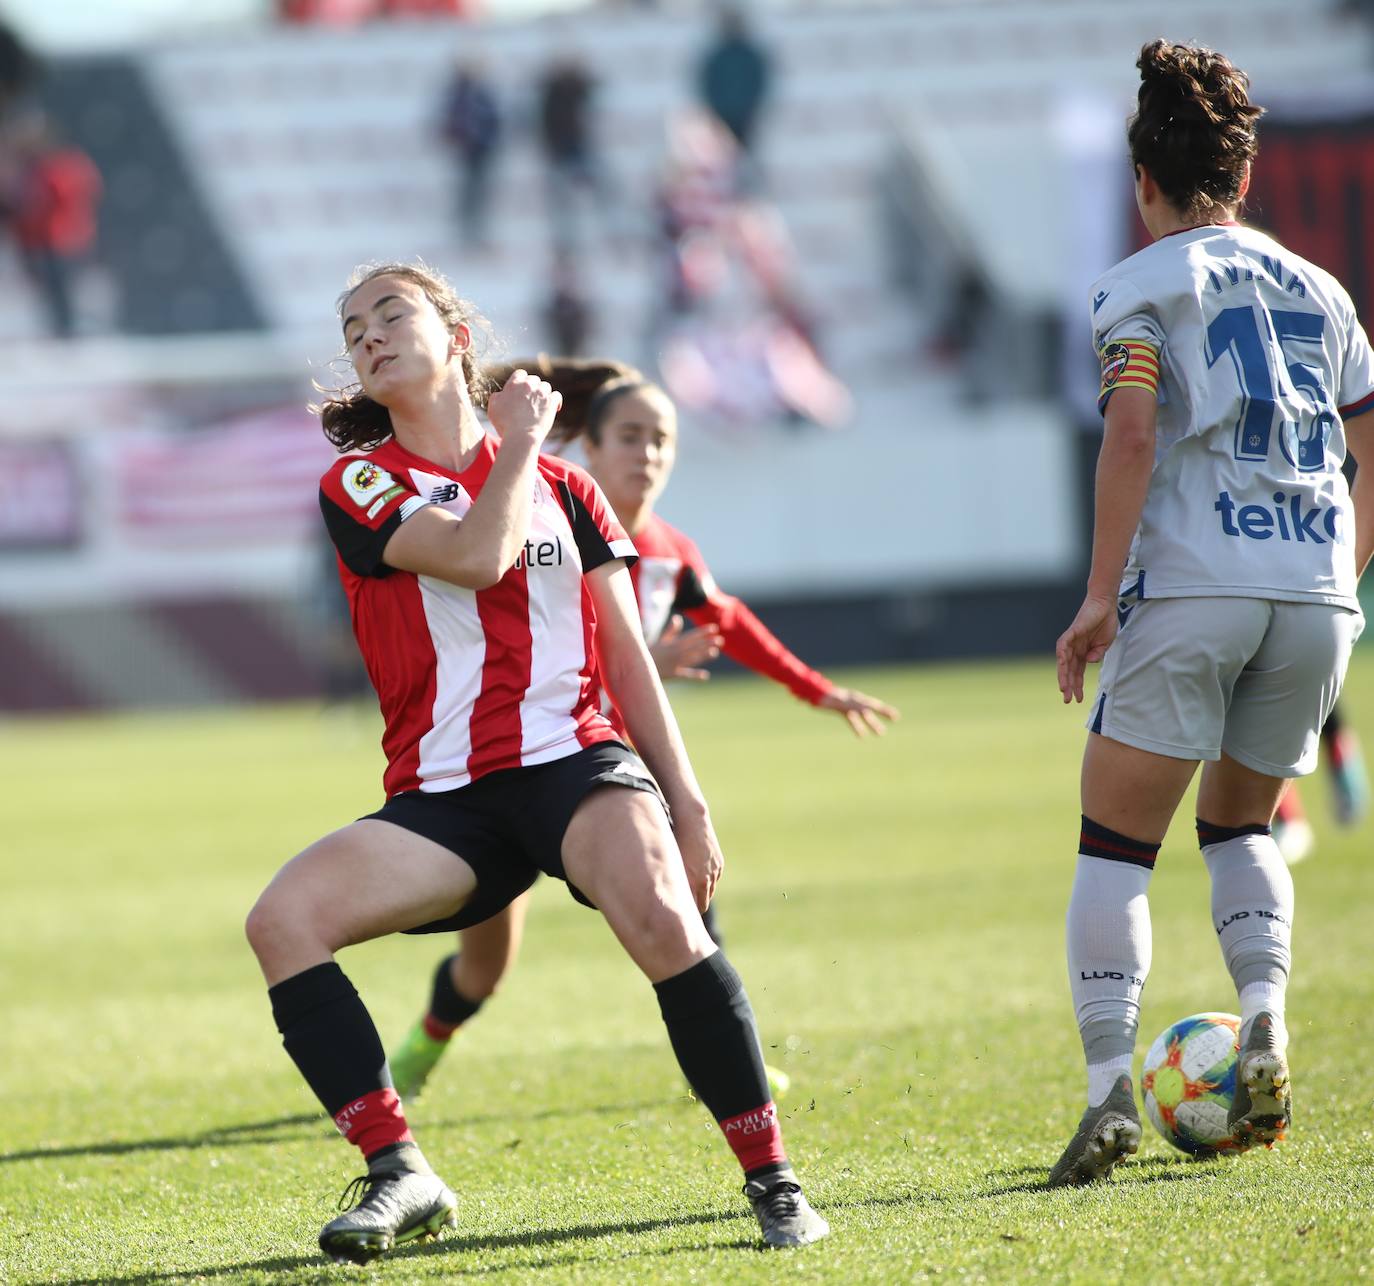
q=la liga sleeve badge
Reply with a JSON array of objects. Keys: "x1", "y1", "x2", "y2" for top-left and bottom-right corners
[{"x1": 342, "y1": 459, "x2": 394, "y2": 507}]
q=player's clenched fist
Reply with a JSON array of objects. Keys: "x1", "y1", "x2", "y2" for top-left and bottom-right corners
[{"x1": 487, "y1": 368, "x2": 563, "y2": 444}]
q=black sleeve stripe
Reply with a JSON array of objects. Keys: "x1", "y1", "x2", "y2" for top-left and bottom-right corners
[
  {"x1": 320, "y1": 489, "x2": 403, "y2": 578},
  {"x1": 556, "y1": 479, "x2": 619, "y2": 572},
  {"x1": 671, "y1": 565, "x2": 710, "y2": 614}
]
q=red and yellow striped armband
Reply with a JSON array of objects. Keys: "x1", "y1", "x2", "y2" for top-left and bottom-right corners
[{"x1": 1097, "y1": 340, "x2": 1160, "y2": 414}]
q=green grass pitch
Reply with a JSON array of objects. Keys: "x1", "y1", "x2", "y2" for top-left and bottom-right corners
[{"x1": 3, "y1": 654, "x2": 1373, "y2": 1283}]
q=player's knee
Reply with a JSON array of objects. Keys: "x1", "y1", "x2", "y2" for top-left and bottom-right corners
[
  {"x1": 614, "y1": 890, "x2": 700, "y2": 966},
  {"x1": 245, "y1": 885, "x2": 318, "y2": 962},
  {"x1": 244, "y1": 892, "x2": 282, "y2": 961}
]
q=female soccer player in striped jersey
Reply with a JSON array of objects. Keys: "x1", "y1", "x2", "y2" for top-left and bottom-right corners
[
  {"x1": 244, "y1": 266, "x2": 828, "y2": 1263},
  {"x1": 389, "y1": 358, "x2": 898, "y2": 1102},
  {"x1": 1050, "y1": 40, "x2": 1374, "y2": 1187}
]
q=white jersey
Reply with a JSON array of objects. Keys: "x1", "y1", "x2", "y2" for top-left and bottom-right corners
[{"x1": 1091, "y1": 223, "x2": 1374, "y2": 610}]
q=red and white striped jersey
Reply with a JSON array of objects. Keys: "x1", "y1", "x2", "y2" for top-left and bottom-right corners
[
  {"x1": 607, "y1": 512, "x2": 832, "y2": 738},
  {"x1": 319, "y1": 435, "x2": 637, "y2": 797}
]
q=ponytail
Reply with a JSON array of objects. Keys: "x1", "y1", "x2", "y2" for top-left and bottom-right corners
[
  {"x1": 1128, "y1": 40, "x2": 1263, "y2": 223},
  {"x1": 483, "y1": 355, "x2": 647, "y2": 445}
]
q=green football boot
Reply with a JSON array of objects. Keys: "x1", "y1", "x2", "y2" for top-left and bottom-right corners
[{"x1": 389, "y1": 1021, "x2": 450, "y2": 1103}]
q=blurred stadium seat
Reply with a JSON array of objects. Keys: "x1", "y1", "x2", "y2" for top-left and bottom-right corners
[{"x1": 1, "y1": 0, "x2": 1370, "y2": 710}]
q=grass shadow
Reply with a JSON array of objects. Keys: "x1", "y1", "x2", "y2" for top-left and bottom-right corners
[
  {"x1": 980, "y1": 1152, "x2": 1226, "y2": 1196},
  {"x1": 2, "y1": 1096, "x2": 672, "y2": 1167},
  {"x1": 0, "y1": 1113, "x2": 326, "y2": 1165},
  {"x1": 52, "y1": 1190, "x2": 924, "y2": 1284}
]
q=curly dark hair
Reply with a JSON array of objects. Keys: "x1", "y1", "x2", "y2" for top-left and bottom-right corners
[
  {"x1": 1128, "y1": 40, "x2": 1264, "y2": 223},
  {"x1": 316, "y1": 262, "x2": 497, "y2": 453}
]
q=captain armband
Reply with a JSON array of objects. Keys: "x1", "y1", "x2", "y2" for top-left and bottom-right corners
[{"x1": 1097, "y1": 340, "x2": 1160, "y2": 414}]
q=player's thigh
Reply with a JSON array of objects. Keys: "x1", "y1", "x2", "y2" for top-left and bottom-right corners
[
  {"x1": 1080, "y1": 732, "x2": 1199, "y2": 844},
  {"x1": 1195, "y1": 753, "x2": 1288, "y2": 828},
  {"x1": 561, "y1": 786, "x2": 714, "y2": 982},
  {"x1": 250, "y1": 820, "x2": 478, "y2": 960},
  {"x1": 1086, "y1": 597, "x2": 1269, "y2": 763},
  {"x1": 1220, "y1": 602, "x2": 1363, "y2": 779},
  {"x1": 1081, "y1": 597, "x2": 1270, "y2": 840}
]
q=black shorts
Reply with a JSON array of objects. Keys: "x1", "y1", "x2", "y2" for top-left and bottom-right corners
[{"x1": 362, "y1": 741, "x2": 666, "y2": 934}]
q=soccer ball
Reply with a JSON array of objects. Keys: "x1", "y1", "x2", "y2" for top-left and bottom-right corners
[{"x1": 1141, "y1": 1012, "x2": 1242, "y2": 1156}]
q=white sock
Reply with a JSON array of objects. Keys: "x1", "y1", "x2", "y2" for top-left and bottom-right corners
[
  {"x1": 1200, "y1": 829, "x2": 1293, "y2": 1046},
  {"x1": 1086, "y1": 1054, "x2": 1134, "y2": 1106},
  {"x1": 1066, "y1": 839, "x2": 1155, "y2": 1104},
  {"x1": 1239, "y1": 982, "x2": 1288, "y2": 1048}
]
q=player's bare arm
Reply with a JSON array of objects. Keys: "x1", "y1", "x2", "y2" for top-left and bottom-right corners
[
  {"x1": 382, "y1": 371, "x2": 561, "y2": 588},
  {"x1": 587, "y1": 561, "x2": 723, "y2": 910},
  {"x1": 1057, "y1": 385, "x2": 1158, "y2": 704}
]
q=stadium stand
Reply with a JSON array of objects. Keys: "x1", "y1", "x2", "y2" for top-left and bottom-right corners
[{"x1": 1, "y1": 0, "x2": 1369, "y2": 709}]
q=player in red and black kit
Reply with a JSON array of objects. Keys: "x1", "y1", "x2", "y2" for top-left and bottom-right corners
[
  {"x1": 389, "y1": 358, "x2": 897, "y2": 1103},
  {"x1": 1268, "y1": 703, "x2": 1369, "y2": 864},
  {"x1": 244, "y1": 270, "x2": 829, "y2": 1265}
]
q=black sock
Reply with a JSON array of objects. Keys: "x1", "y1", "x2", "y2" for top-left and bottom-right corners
[
  {"x1": 700, "y1": 901, "x2": 724, "y2": 948},
  {"x1": 1197, "y1": 818, "x2": 1272, "y2": 848},
  {"x1": 653, "y1": 951, "x2": 771, "y2": 1122},
  {"x1": 428, "y1": 952, "x2": 485, "y2": 1027},
  {"x1": 268, "y1": 962, "x2": 391, "y2": 1118}
]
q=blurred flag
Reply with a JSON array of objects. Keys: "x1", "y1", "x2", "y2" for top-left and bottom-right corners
[
  {"x1": 117, "y1": 405, "x2": 335, "y2": 545},
  {"x1": 0, "y1": 440, "x2": 82, "y2": 550}
]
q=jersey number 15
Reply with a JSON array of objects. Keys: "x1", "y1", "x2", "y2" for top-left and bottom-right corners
[{"x1": 1205, "y1": 305, "x2": 1335, "y2": 472}]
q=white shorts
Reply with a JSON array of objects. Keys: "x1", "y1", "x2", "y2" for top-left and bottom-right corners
[{"x1": 1086, "y1": 596, "x2": 1363, "y2": 777}]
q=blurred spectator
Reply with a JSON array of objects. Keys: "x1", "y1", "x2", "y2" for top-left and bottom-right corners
[
  {"x1": 278, "y1": 0, "x2": 377, "y2": 21},
  {"x1": 536, "y1": 54, "x2": 610, "y2": 250},
  {"x1": 0, "y1": 20, "x2": 37, "y2": 123},
  {"x1": 438, "y1": 58, "x2": 502, "y2": 249},
  {"x1": 2, "y1": 116, "x2": 102, "y2": 339},
  {"x1": 378, "y1": 0, "x2": 471, "y2": 17},
  {"x1": 646, "y1": 110, "x2": 738, "y2": 348},
  {"x1": 644, "y1": 115, "x2": 847, "y2": 429},
  {"x1": 932, "y1": 260, "x2": 997, "y2": 404},
  {"x1": 544, "y1": 251, "x2": 595, "y2": 355},
  {"x1": 696, "y1": 7, "x2": 772, "y2": 161},
  {"x1": 279, "y1": 0, "x2": 468, "y2": 20}
]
